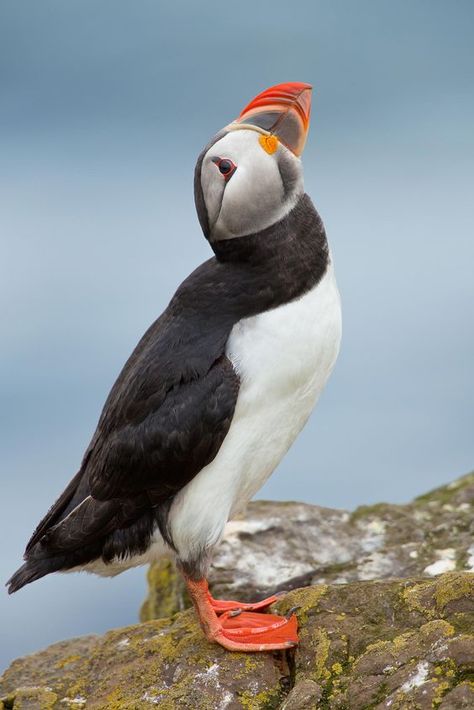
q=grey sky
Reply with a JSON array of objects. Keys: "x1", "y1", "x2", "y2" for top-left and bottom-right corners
[{"x1": 1, "y1": 0, "x2": 473, "y2": 670}]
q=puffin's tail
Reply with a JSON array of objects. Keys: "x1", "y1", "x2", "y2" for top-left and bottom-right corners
[{"x1": 6, "y1": 556, "x2": 64, "y2": 594}]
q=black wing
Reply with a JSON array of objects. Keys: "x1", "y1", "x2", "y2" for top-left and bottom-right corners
[
  {"x1": 25, "y1": 353, "x2": 238, "y2": 556},
  {"x1": 89, "y1": 352, "x2": 239, "y2": 500},
  {"x1": 19, "y1": 256, "x2": 241, "y2": 567}
]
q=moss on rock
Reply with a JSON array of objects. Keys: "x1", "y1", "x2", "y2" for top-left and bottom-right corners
[
  {"x1": 2, "y1": 473, "x2": 474, "y2": 708},
  {"x1": 140, "y1": 557, "x2": 190, "y2": 622},
  {"x1": 3, "y1": 574, "x2": 472, "y2": 708},
  {"x1": 414, "y1": 472, "x2": 474, "y2": 508}
]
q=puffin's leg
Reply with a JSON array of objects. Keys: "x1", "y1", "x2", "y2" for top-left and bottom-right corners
[{"x1": 185, "y1": 577, "x2": 298, "y2": 652}]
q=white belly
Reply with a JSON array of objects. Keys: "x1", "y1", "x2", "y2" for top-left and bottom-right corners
[{"x1": 169, "y1": 261, "x2": 342, "y2": 564}]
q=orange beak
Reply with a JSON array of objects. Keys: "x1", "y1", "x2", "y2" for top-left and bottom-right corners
[{"x1": 232, "y1": 82, "x2": 312, "y2": 157}]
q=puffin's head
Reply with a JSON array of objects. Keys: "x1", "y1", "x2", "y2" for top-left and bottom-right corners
[{"x1": 194, "y1": 82, "x2": 312, "y2": 244}]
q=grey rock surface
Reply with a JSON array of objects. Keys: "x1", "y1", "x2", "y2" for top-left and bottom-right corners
[
  {"x1": 1, "y1": 573, "x2": 473, "y2": 709},
  {"x1": 1, "y1": 472, "x2": 473, "y2": 709}
]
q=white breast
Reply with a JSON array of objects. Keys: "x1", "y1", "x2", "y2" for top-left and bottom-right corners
[{"x1": 169, "y1": 261, "x2": 342, "y2": 564}]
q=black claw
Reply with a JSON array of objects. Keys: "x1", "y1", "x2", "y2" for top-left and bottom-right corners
[
  {"x1": 229, "y1": 608, "x2": 243, "y2": 617},
  {"x1": 285, "y1": 605, "x2": 300, "y2": 619}
]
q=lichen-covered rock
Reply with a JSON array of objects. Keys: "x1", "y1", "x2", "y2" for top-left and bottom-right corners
[
  {"x1": 141, "y1": 472, "x2": 474, "y2": 620},
  {"x1": 2, "y1": 474, "x2": 473, "y2": 708},
  {"x1": 275, "y1": 573, "x2": 474, "y2": 709},
  {"x1": 140, "y1": 558, "x2": 191, "y2": 623},
  {"x1": 0, "y1": 612, "x2": 287, "y2": 709},
  {"x1": 280, "y1": 679, "x2": 323, "y2": 709},
  {"x1": 2, "y1": 573, "x2": 473, "y2": 709}
]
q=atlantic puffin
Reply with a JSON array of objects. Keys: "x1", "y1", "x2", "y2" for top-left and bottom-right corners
[{"x1": 7, "y1": 82, "x2": 342, "y2": 652}]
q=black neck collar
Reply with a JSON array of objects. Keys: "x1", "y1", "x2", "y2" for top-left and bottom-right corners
[
  {"x1": 210, "y1": 193, "x2": 327, "y2": 266},
  {"x1": 172, "y1": 193, "x2": 329, "y2": 328}
]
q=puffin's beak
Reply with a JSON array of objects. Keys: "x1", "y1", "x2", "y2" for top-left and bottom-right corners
[{"x1": 231, "y1": 82, "x2": 312, "y2": 157}]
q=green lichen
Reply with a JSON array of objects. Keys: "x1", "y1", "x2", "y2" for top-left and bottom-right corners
[
  {"x1": 400, "y1": 573, "x2": 473, "y2": 623},
  {"x1": 140, "y1": 557, "x2": 190, "y2": 622},
  {"x1": 317, "y1": 561, "x2": 356, "y2": 577},
  {"x1": 313, "y1": 628, "x2": 331, "y2": 682},
  {"x1": 103, "y1": 687, "x2": 127, "y2": 710},
  {"x1": 450, "y1": 612, "x2": 474, "y2": 634},
  {"x1": 432, "y1": 679, "x2": 451, "y2": 706},
  {"x1": 349, "y1": 502, "x2": 393, "y2": 523},
  {"x1": 419, "y1": 619, "x2": 455, "y2": 640},
  {"x1": 276, "y1": 584, "x2": 328, "y2": 625},
  {"x1": 433, "y1": 572, "x2": 474, "y2": 611},
  {"x1": 56, "y1": 609, "x2": 284, "y2": 709},
  {"x1": 243, "y1": 654, "x2": 261, "y2": 674},
  {"x1": 414, "y1": 472, "x2": 474, "y2": 507},
  {"x1": 401, "y1": 579, "x2": 437, "y2": 618},
  {"x1": 368, "y1": 681, "x2": 390, "y2": 708},
  {"x1": 238, "y1": 686, "x2": 283, "y2": 709},
  {"x1": 365, "y1": 631, "x2": 410, "y2": 657},
  {"x1": 6, "y1": 688, "x2": 58, "y2": 709},
  {"x1": 55, "y1": 654, "x2": 82, "y2": 669}
]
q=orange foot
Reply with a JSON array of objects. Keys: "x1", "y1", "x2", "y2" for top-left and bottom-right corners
[
  {"x1": 185, "y1": 577, "x2": 299, "y2": 652},
  {"x1": 208, "y1": 590, "x2": 280, "y2": 614},
  {"x1": 213, "y1": 608, "x2": 299, "y2": 651}
]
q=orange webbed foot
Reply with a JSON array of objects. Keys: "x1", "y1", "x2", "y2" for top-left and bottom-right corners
[
  {"x1": 185, "y1": 577, "x2": 299, "y2": 652},
  {"x1": 208, "y1": 591, "x2": 281, "y2": 614},
  {"x1": 212, "y1": 608, "x2": 299, "y2": 652}
]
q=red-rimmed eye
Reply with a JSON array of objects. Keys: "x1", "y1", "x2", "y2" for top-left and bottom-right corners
[{"x1": 212, "y1": 157, "x2": 237, "y2": 180}]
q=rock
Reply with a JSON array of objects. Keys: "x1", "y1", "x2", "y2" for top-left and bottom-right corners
[
  {"x1": 2, "y1": 473, "x2": 473, "y2": 708},
  {"x1": 141, "y1": 472, "x2": 474, "y2": 620},
  {"x1": 1, "y1": 573, "x2": 473, "y2": 709},
  {"x1": 280, "y1": 679, "x2": 323, "y2": 709},
  {"x1": 439, "y1": 682, "x2": 474, "y2": 708}
]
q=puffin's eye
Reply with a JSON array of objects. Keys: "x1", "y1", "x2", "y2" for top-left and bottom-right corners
[{"x1": 212, "y1": 157, "x2": 237, "y2": 181}]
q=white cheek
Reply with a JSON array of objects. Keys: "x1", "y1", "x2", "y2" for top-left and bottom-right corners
[
  {"x1": 201, "y1": 130, "x2": 303, "y2": 240},
  {"x1": 217, "y1": 158, "x2": 284, "y2": 237}
]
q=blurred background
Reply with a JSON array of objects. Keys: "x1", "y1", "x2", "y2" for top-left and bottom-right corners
[{"x1": 1, "y1": 0, "x2": 473, "y2": 671}]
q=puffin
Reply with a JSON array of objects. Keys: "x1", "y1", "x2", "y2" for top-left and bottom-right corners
[{"x1": 7, "y1": 82, "x2": 342, "y2": 652}]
